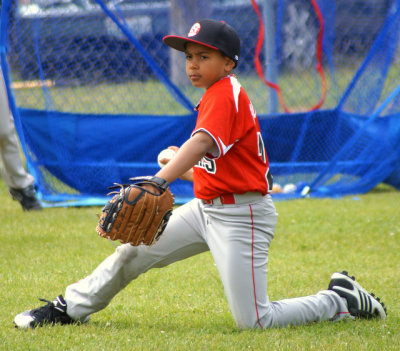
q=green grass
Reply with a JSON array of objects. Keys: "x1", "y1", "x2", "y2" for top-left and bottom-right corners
[
  {"x1": 0, "y1": 178, "x2": 399, "y2": 350},
  {"x1": 15, "y1": 61, "x2": 398, "y2": 116},
  {"x1": 11, "y1": 71, "x2": 349, "y2": 115}
]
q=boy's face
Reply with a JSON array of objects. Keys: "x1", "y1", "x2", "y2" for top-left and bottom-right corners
[{"x1": 185, "y1": 42, "x2": 235, "y2": 89}]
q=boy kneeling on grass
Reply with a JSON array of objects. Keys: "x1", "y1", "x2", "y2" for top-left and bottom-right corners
[{"x1": 14, "y1": 19, "x2": 387, "y2": 330}]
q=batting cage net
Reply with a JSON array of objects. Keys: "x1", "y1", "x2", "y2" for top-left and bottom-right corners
[{"x1": 1, "y1": 0, "x2": 400, "y2": 206}]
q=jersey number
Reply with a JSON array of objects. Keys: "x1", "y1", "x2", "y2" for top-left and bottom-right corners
[
  {"x1": 196, "y1": 156, "x2": 216, "y2": 174},
  {"x1": 257, "y1": 132, "x2": 266, "y2": 163}
]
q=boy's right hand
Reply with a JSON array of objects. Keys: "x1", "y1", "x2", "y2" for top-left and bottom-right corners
[
  {"x1": 159, "y1": 146, "x2": 193, "y2": 182},
  {"x1": 158, "y1": 146, "x2": 179, "y2": 168}
]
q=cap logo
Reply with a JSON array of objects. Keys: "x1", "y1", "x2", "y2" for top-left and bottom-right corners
[{"x1": 188, "y1": 23, "x2": 201, "y2": 37}]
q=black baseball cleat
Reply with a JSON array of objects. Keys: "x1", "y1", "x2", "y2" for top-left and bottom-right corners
[
  {"x1": 9, "y1": 184, "x2": 42, "y2": 211},
  {"x1": 328, "y1": 271, "x2": 387, "y2": 319},
  {"x1": 14, "y1": 295, "x2": 74, "y2": 328}
]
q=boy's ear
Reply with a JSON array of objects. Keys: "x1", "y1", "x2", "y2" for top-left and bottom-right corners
[{"x1": 224, "y1": 56, "x2": 236, "y2": 72}]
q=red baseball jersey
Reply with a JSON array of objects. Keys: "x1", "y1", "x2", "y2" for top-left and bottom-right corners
[{"x1": 192, "y1": 75, "x2": 272, "y2": 200}]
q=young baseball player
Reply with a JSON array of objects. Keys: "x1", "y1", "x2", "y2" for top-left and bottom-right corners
[{"x1": 14, "y1": 19, "x2": 386, "y2": 329}]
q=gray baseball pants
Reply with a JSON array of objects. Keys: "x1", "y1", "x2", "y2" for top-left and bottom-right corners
[
  {"x1": 65, "y1": 194, "x2": 349, "y2": 328},
  {"x1": 0, "y1": 67, "x2": 34, "y2": 189}
]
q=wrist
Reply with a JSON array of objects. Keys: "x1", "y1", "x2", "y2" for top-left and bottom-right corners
[{"x1": 129, "y1": 176, "x2": 169, "y2": 192}]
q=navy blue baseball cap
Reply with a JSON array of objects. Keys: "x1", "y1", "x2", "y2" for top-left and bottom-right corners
[{"x1": 163, "y1": 19, "x2": 240, "y2": 67}]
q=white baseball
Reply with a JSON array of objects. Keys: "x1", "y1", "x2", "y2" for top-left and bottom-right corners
[
  {"x1": 283, "y1": 183, "x2": 297, "y2": 193},
  {"x1": 157, "y1": 148, "x2": 176, "y2": 168}
]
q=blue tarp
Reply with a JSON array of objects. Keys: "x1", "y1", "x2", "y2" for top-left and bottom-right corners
[
  {"x1": 19, "y1": 107, "x2": 400, "y2": 205},
  {"x1": 1, "y1": 0, "x2": 399, "y2": 206}
]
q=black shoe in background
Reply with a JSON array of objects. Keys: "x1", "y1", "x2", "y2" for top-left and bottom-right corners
[{"x1": 9, "y1": 184, "x2": 42, "y2": 211}]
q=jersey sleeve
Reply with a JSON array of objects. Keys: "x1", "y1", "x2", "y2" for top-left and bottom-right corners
[{"x1": 192, "y1": 84, "x2": 247, "y2": 159}]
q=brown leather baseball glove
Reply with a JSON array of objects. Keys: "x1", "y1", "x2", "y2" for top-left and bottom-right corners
[{"x1": 96, "y1": 176, "x2": 174, "y2": 246}]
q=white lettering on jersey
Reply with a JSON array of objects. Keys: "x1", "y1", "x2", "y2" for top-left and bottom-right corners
[
  {"x1": 257, "y1": 132, "x2": 266, "y2": 163},
  {"x1": 195, "y1": 156, "x2": 216, "y2": 174}
]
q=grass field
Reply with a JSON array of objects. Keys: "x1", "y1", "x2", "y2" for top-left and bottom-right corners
[
  {"x1": 0, "y1": 178, "x2": 399, "y2": 350},
  {"x1": 14, "y1": 60, "x2": 400, "y2": 116}
]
